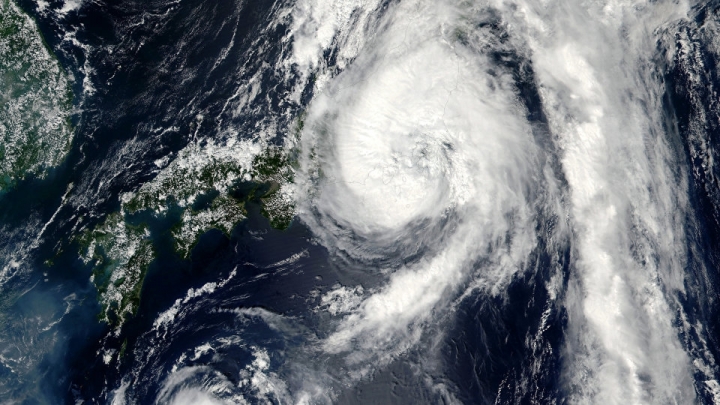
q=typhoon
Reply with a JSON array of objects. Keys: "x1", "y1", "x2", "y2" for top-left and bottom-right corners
[{"x1": 3, "y1": 0, "x2": 720, "y2": 404}]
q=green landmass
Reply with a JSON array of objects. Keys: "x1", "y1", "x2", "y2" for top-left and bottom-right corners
[
  {"x1": 78, "y1": 212, "x2": 153, "y2": 325},
  {"x1": 253, "y1": 147, "x2": 295, "y2": 230},
  {"x1": 78, "y1": 140, "x2": 296, "y2": 325},
  {"x1": 0, "y1": 0, "x2": 73, "y2": 191},
  {"x1": 172, "y1": 194, "x2": 247, "y2": 258}
]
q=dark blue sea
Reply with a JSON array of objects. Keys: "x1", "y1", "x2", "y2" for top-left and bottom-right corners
[{"x1": 3, "y1": 0, "x2": 720, "y2": 404}]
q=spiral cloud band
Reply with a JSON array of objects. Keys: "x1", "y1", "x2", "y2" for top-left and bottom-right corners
[{"x1": 295, "y1": 0, "x2": 700, "y2": 403}]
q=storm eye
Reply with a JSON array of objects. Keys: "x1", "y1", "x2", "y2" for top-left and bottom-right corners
[{"x1": 8, "y1": 0, "x2": 713, "y2": 403}]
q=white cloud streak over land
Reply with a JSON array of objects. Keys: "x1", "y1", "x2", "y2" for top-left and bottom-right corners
[{"x1": 157, "y1": 0, "x2": 707, "y2": 403}]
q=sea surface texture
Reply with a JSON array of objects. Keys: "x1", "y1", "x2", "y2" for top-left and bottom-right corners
[{"x1": 3, "y1": 0, "x2": 720, "y2": 404}]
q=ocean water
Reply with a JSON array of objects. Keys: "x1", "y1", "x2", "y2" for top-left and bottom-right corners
[{"x1": 3, "y1": 0, "x2": 720, "y2": 404}]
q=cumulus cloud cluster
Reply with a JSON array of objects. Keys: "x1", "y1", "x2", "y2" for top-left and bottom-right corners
[
  {"x1": 149, "y1": 0, "x2": 709, "y2": 403},
  {"x1": 296, "y1": 0, "x2": 699, "y2": 403},
  {"x1": 298, "y1": 0, "x2": 553, "y2": 384}
]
